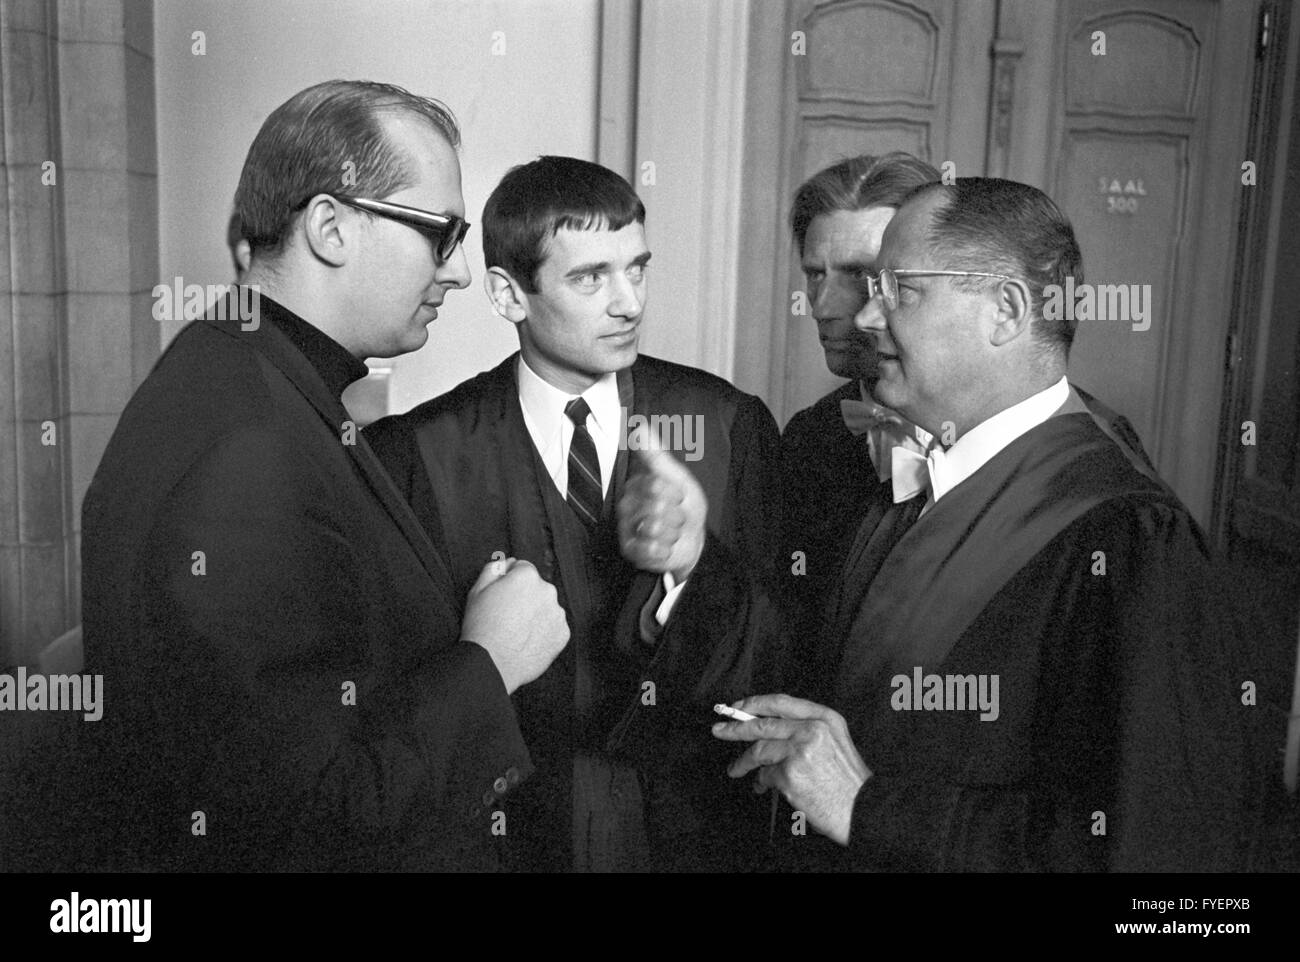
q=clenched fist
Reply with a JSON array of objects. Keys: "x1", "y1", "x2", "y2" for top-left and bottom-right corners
[
  {"x1": 461, "y1": 557, "x2": 569, "y2": 694},
  {"x1": 617, "y1": 428, "x2": 708, "y2": 582}
]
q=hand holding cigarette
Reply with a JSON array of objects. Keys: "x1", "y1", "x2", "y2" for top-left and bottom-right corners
[{"x1": 711, "y1": 693, "x2": 872, "y2": 846}]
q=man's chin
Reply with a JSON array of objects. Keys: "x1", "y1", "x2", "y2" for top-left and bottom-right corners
[
  {"x1": 822, "y1": 353, "x2": 856, "y2": 380},
  {"x1": 870, "y1": 374, "x2": 905, "y2": 408},
  {"x1": 603, "y1": 340, "x2": 639, "y2": 369},
  {"x1": 402, "y1": 325, "x2": 431, "y2": 354}
]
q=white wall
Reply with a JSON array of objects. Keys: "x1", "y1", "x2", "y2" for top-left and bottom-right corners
[
  {"x1": 633, "y1": 0, "x2": 749, "y2": 384},
  {"x1": 154, "y1": 0, "x2": 600, "y2": 414}
]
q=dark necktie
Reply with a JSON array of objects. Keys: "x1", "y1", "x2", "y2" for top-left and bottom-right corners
[{"x1": 565, "y1": 397, "x2": 603, "y2": 530}]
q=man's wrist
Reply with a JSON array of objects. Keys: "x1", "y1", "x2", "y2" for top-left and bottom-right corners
[{"x1": 670, "y1": 535, "x2": 705, "y2": 582}]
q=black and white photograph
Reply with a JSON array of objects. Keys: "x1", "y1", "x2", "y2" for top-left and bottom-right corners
[{"x1": 0, "y1": 0, "x2": 1296, "y2": 938}]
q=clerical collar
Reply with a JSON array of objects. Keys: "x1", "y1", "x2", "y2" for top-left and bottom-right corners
[
  {"x1": 256, "y1": 292, "x2": 369, "y2": 400},
  {"x1": 929, "y1": 376, "x2": 1070, "y2": 505}
]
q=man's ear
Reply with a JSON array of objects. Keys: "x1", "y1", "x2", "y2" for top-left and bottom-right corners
[
  {"x1": 484, "y1": 267, "x2": 529, "y2": 325},
  {"x1": 988, "y1": 277, "x2": 1032, "y2": 347},
  {"x1": 300, "y1": 194, "x2": 349, "y2": 267}
]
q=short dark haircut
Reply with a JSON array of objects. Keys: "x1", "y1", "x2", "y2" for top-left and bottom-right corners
[
  {"x1": 234, "y1": 80, "x2": 460, "y2": 258},
  {"x1": 482, "y1": 156, "x2": 645, "y2": 292},
  {"x1": 905, "y1": 178, "x2": 1084, "y2": 354},
  {"x1": 790, "y1": 152, "x2": 940, "y2": 256}
]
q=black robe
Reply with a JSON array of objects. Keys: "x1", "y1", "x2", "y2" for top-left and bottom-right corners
[
  {"x1": 824, "y1": 400, "x2": 1260, "y2": 871},
  {"x1": 366, "y1": 352, "x2": 785, "y2": 871},
  {"x1": 778, "y1": 382, "x2": 886, "y2": 673},
  {"x1": 71, "y1": 298, "x2": 530, "y2": 872}
]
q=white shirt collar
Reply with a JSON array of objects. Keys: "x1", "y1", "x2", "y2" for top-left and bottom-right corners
[
  {"x1": 928, "y1": 375, "x2": 1070, "y2": 505},
  {"x1": 516, "y1": 354, "x2": 621, "y2": 497}
]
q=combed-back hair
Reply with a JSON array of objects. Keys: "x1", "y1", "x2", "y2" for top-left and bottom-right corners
[
  {"x1": 234, "y1": 80, "x2": 460, "y2": 258},
  {"x1": 904, "y1": 178, "x2": 1084, "y2": 354},
  {"x1": 790, "y1": 152, "x2": 940, "y2": 255}
]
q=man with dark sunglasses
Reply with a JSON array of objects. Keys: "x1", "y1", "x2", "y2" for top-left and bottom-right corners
[
  {"x1": 76, "y1": 80, "x2": 570, "y2": 871},
  {"x1": 334, "y1": 195, "x2": 470, "y2": 263}
]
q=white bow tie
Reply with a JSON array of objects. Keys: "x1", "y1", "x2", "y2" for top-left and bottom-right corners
[
  {"x1": 842, "y1": 398, "x2": 932, "y2": 483},
  {"x1": 840, "y1": 397, "x2": 905, "y2": 435},
  {"x1": 891, "y1": 444, "x2": 953, "y2": 504}
]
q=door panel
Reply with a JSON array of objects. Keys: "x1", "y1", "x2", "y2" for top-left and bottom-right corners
[
  {"x1": 1051, "y1": 1, "x2": 1220, "y2": 480},
  {"x1": 782, "y1": 0, "x2": 994, "y2": 421}
]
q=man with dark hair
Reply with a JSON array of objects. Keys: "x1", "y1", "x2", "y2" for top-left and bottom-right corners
[
  {"x1": 780, "y1": 153, "x2": 938, "y2": 682},
  {"x1": 715, "y1": 177, "x2": 1258, "y2": 871},
  {"x1": 366, "y1": 155, "x2": 782, "y2": 872},
  {"x1": 78, "y1": 80, "x2": 570, "y2": 871}
]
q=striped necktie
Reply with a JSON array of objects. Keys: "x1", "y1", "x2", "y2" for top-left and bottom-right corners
[{"x1": 564, "y1": 397, "x2": 603, "y2": 530}]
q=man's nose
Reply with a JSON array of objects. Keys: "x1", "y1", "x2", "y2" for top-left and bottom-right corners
[
  {"x1": 811, "y1": 278, "x2": 858, "y2": 321},
  {"x1": 608, "y1": 273, "x2": 644, "y2": 318},
  {"x1": 435, "y1": 242, "x2": 472, "y2": 291},
  {"x1": 854, "y1": 292, "x2": 886, "y2": 332}
]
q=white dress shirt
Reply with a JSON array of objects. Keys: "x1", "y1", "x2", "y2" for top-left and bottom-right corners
[
  {"x1": 517, "y1": 355, "x2": 620, "y2": 498},
  {"x1": 516, "y1": 355, "x2": 684, "y2": 631},
  {"x1": 922, "y1": 375, "x2": 1070, "y2": 513}
]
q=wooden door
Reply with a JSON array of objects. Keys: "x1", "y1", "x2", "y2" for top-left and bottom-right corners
[
  {"x1": 735, "y1": 0, "x2": 1262, "y2": 526},
  {"x1": 1214, "y1": 0, "x2": 1300, "y2": 807},
  {"x1": 1037, "y1": 0, "x2": 1259, "y2": 521},
  {"x1": 734, "y1": 0, "x2": 996, "y2": 424}
]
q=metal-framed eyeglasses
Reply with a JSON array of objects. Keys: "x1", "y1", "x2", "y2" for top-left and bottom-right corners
[{"x1": 862, "y1": 269, "x2": 1011, "y2": 311}]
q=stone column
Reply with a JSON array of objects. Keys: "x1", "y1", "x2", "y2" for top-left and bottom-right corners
[{"x1": 0, "y1": 0, "x2": 158, "y2": 667}]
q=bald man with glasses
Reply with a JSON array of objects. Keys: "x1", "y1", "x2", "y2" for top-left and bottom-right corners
[{"x1": 715, "y1": 178, "x2": 1259, "y2": 872}]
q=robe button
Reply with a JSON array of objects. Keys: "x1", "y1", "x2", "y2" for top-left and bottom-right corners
[{"x1": 493, "y1": 777, "x2": 509, "y2": 794}]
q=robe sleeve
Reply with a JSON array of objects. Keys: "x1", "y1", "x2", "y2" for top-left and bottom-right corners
[
  {"x1": 602, "y1": 391, "x2": 788, "y2": 869},
  {"x1": 1093, "y1": 497, "x2": 1263, "y2": 871},
  {"x1": 138, "y1": 425, "x2": 532, "y2": 870},
  {"x1": 721, "y1": 392, "x2": 785, "y2": 592}
]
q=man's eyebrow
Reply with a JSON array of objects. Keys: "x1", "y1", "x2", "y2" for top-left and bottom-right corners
[
  {"x1": 564, "y1": 261, "x2": 611, "y2": 279},
  {"x1": 630, "y1": 251, "x2": 652, "y2": 267},
  {"x1": 831, "y1": 257, "x2": 874, "y2": 272}
]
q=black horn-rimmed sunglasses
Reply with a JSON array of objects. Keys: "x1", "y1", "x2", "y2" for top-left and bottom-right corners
[{"x1": 334, "y1": 195, "x2": 470, "y2": 262}]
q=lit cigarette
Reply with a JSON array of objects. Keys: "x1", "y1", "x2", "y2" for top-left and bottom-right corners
[{"x1": 713, "y1": 703, "x2": 757, "y2": 722}]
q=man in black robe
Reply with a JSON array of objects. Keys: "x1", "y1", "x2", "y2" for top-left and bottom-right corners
[
  {"x1": 779, "y1": 156, "x2": 1157, "y2": 699},
  {"x1": 715, "y1": 178, "x2": 1259, "y2": 871},
  {"x1": 779, "y1": 154, "x2": 936, "y2": 692},
  {"x1": 73, "y1": 81, "x2": 570, "y2": 871},
  {"x1": 366, "y1": 156, "x2": 782, "y2": 871}
]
